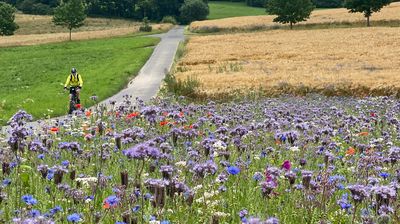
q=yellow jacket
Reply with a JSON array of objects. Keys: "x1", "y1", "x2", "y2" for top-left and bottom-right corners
[{"x1": 64, "y1": 73, "x2": 83, "y2": 88}]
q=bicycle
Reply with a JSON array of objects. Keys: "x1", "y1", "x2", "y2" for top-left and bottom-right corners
[{"x1": 68, "y1": 87, "x2": 81, "y2": 114}]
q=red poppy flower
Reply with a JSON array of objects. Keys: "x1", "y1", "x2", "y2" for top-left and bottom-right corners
[
  {"x1": 50, "y1": 127, "x2": 59, "y2": 132},
  {"x1": 85, "y1": 110, "x2": 92, "y2": 117},
  {"x1": 127, "y1": 112, "x2": 140, "y2": 119},
  {"x1": 346, "y1": 147, "x2": 356, "y2": 156},
  {"x1": 75, "y1": 104, "x2": 81, "y2": 109},
  {"x1": 160, "y1": 121, "x2": 168, "y2": 126}
]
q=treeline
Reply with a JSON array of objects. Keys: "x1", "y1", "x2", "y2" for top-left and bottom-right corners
[
  {"x1": 0, "y1": 0, "x2": 208, "y2": 21},
  {"x1": 208, "y1": 0, "x2": 344, "y2": 8}
]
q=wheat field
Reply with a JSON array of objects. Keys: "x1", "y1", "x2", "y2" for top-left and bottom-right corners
[
  {"x1": 0, "y1": 24, "x2": 171, "y2": 47},
  {"x1": 190, "y1": 2, "x2": 400, "y2": 32},
  {"x1": 175, "y1": 27, "x2": 400, "y2": 97},
  {"x1": 0, "y1": 14, "x2": 172, "y2": 47}
]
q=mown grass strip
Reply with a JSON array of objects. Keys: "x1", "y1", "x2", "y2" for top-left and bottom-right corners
[
  {"x1": 208, "y1": 1, "x2": 267, "y2": 20},
  {"x1": 0, "y1": 35, "x2": 160, "y2": 124}
]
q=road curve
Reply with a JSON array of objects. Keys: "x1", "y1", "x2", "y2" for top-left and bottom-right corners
[{"x1": 1, "y1": 26, "x2": 185, "y2": 135}]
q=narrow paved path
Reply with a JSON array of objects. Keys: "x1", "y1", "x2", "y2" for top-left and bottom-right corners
[
  {"x1": 1, "y1": 26, "x2": 185, "y2": 135},
  {"x1": 101, "y1": 26, "x2": 184, "y2": 105}
]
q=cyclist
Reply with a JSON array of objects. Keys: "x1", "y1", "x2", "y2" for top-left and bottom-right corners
[{"x1": 64, "y1": 67, "x2": 83, "y2": 104}]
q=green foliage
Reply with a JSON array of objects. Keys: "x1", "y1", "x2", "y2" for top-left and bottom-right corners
[
  {"x1": 179, "y1": 0, "x2": 209, "y2": 24},
  {"x1": 161, "y1": 16, "x2": 178, "y2": 25},
  {"x1": 139, "y1": 16, "x2": 152, "y2": 32},
  {"x1": 312, "y1": 0, "x2": 343, "y2": 8},
  {"x1": 0, "y1": 35, "x2": 159, "y2": 125},
  {"x1": 208, "y1": 1, "x2": 267, "y2": 19},
  {"x1": 164, "y1": 72, "x2": 200, "y2": 97},
  {"x1": 53, "y1": 0, "x2": 87, "y2": 40},
  {"x1": 266, "y1": 0, "x2": 315, "y2": 29},
  {"x1": 0, "y1": 2, "x2": 18, "y2": 36},
  {"x1": 344, "y1": 0, "x2": 392, "y2": 26},
  {"x1": 18, "y1": 0, "x2": 54, "y2": 15},
  {"x1": 246, "y1": 0, "x2": 268, "y2": 7}
]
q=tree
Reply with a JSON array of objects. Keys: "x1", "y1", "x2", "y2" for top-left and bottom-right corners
[
  {"x1": 344, "y1": 0, "x2": 391, "y2": 26},
  {"x1": 53, "y1": 0, "x2": 87, "y2": 41},
  {"x1": 0, "y1": 2, "x2": 19, "y2": 36},
  {"x1": 179, "y1": 0, "x2": 209, "y2": 24},
  {"x1": 266, "y1": 0, "x2": 315, "y2": 29}
]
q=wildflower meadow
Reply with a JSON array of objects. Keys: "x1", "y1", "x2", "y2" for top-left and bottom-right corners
[{"x1": 0, "y1": 95, "x2": 399, "y2": 223}]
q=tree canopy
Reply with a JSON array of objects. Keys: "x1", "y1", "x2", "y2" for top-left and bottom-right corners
[
  {"x1": 266, "y1": 0, "x2": 315, "y2": 29},
  {"x1": 0, "y1": 2, "x2": 19, "y2": 36},
  {"x1": 344, "y1": 0, "x2": 392, "y2": 26},
  {"x1": 52, "y1": 0, "x2": 87, "y2": 40}
]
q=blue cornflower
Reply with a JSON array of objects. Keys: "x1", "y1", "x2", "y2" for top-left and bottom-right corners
[
  {"x1": 115, "y1": 222, "x2": 126, "y2": 224},
  {"x1": 67, "y1": 213, "x2": 82, "y2": 223},
  {"x1": 160, "y1": 221, "x2": 170, "y2": 224},
  {"x1": 379, "y1": 172, "x2": 390, "y2": 179},
  {"x1": 61, "y1": 160, "x2": 70, "y2": 167},
  {"x1": 21, "y1": 194, "x2": 37, "y2": 206},
  {"x1": 37, "y1": 154, "x2": 45, "y2": 159},
  {"x1": 49, "y1": 205, "x2": 62, "y2": 215},
  {"x1": 105, "y1": 195, "x2": 120, "y2": 207},
  {"x1": 47, "y1": 169, "x2": 54, "y2": 180},
  {"x1": 2, "y1": 179, "x2": 11, "y2": 186},
  {"x1": 29, "y1": 209, "x2": 41, "y2": 217},
  {"x1": 132, "y1": 205, "x2": 140, "y2": 213},
  {"x1": 337, "y1": 193, "x2": 352, "y2": 210},
  {"x1": 227, "y1": 166, "x2": 240, "y2": 175},
  {"x1": 149, "y1": 215, "x2": 156, "y2": 221}
]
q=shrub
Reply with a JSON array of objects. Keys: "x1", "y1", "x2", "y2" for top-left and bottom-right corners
[
  {"x1": 139, "y1": 17, "x2": 152, "y2": 32},
  {"x1": 0, "y1": 2, "x2": 18, "y2": 36},
  {"x1": 179, "y1": 0, "x2": 209, "y2": 25},
  {"x1": 161, "y1": 16, "x2": 177, "y2": 25}
]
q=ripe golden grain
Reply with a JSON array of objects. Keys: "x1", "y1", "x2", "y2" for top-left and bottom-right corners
[
  {"x1": 0, "y1": 24, "x2": 171, "y2": 47},
  {"x1": 175, "y1": 27, "x2": 400, "y2": 97},
  {"x1": 190, "y1": 2, "x2": 400, "y2": 32}
]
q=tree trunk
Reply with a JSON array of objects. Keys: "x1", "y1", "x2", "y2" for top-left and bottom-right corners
[
  {"x1": 69, "y1": 28, "x2": 72, "y2": 41},
  {"x1": 290, "y1": 22, "x2": 293, "y2": 30},
  {"x1": 367, "y1": 16, "x2": 370, "y2": 27}
]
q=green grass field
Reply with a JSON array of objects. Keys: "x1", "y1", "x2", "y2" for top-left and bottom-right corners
[
  {"x1": 0, "y1": 35, "x2": 160, "y2": 125},
  {"x1": 208, "y1": 1, "x2": 267, "y2": 20}
]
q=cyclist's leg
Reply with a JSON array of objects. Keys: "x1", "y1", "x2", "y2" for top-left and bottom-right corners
[{"x1": 76, "y1": 89, "x2": 81, "y2": 104}]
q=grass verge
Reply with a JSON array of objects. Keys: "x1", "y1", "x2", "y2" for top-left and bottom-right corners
[{"x1": 0, "y1": 35, "x2": 160, "y2": 125}]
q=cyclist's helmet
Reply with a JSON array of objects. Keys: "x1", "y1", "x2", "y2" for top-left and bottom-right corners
[{"x1": 71, "y1": 67, "x2": 77, "y2": 74}]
